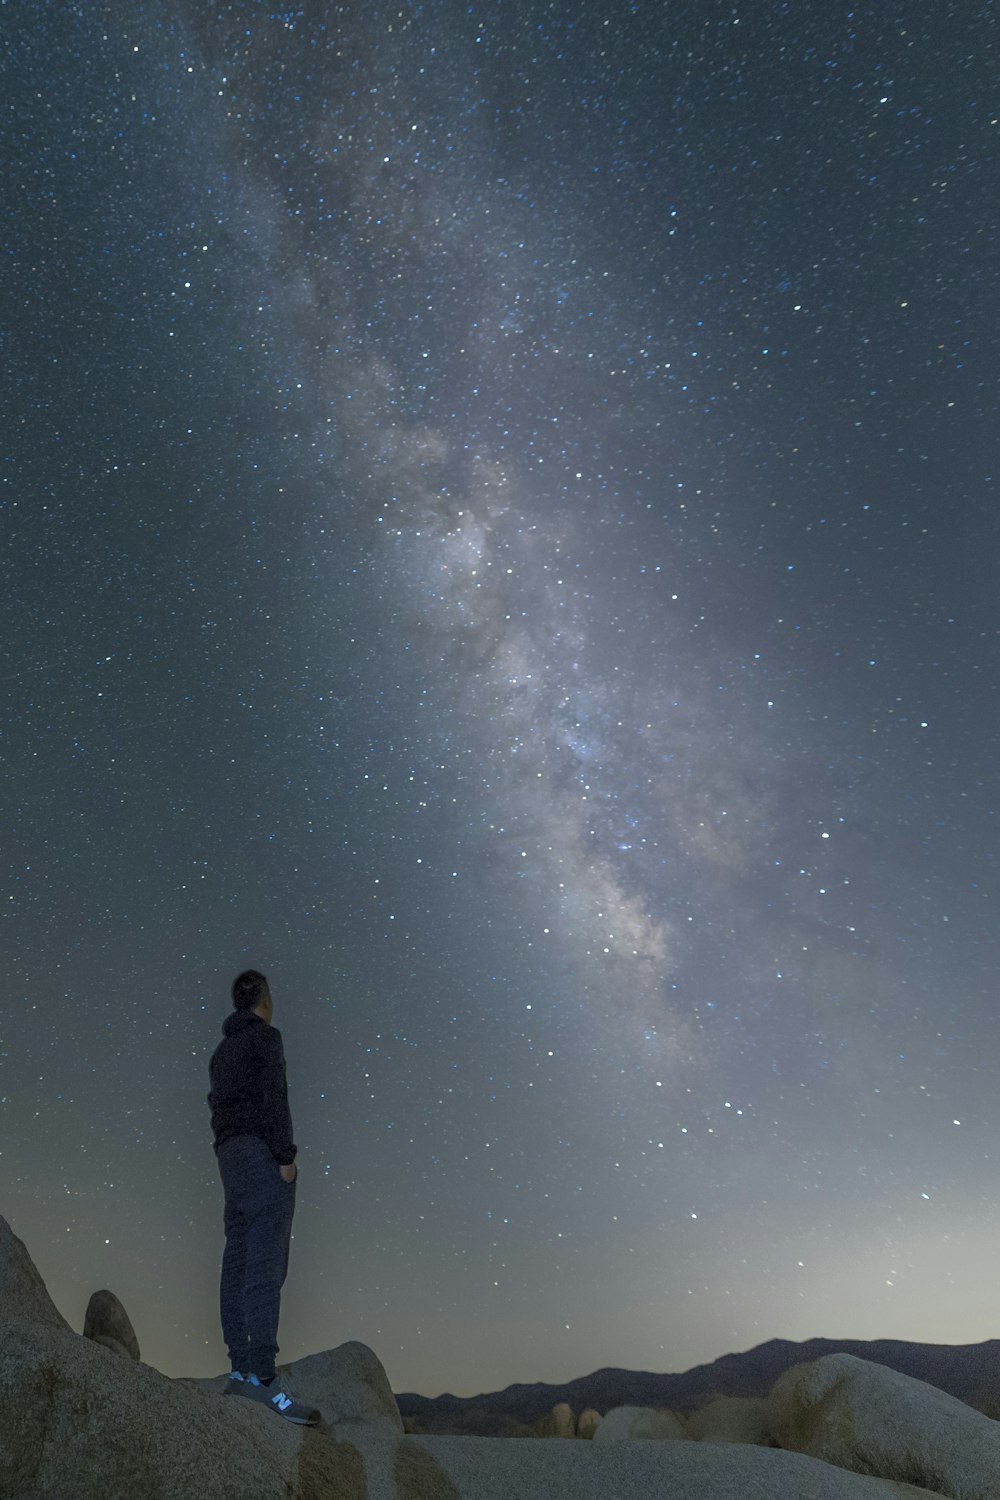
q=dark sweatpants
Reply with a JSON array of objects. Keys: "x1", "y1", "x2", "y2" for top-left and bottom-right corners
[{"x1": 216, "y1": 1133, "x2": 296, "y2": 1380}]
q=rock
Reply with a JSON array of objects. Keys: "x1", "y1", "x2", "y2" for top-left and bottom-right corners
[
  {"x1": 90, "y1": 1333, "x2": 135, "y2": 1360},
  {"x1": 0, "y1": 1320, "x2": 952, "y2": 1500},
  {"x1": 264, "y1": 1341, "x2": 404, "y2": 1436},
  {"x1": 0, "y1": 1217, "x2": 73, "y2": 1333},
  {"x1": 179, "y1": 1340, "x2": 403, "y2": 1436},
  {"x1": 401, "y1": 1431, "x2": 949, "y2": 1498},
  {"x1": 532, "y1": 1401, "x2": 576, "y2": 1437},
  {"x1": 577, "y1": 1408, "x2": 602, "y2": 1440},
  {"x1": 769, "y1": 1351, "x2": 1000, "y2": 1499},
  {"x1": 686, "y1": 1394, "x2": 774, "y2": 1445},
  {"x1": 591, "y1": 1403, "x2": 686, "y2": 1441},
  {"x1": 83, "y1": 1288, "x2": 140, "y2": 1361},
  {"x1": 0, "y1": 1316, "x2": 364, "y2": 1499},
  {"x1": 0, "y1": 1216, "x2": 957, "y2": 1499},
  {"x1": 551, "y1": 1401, "x2": 576, "y2": 1438}
]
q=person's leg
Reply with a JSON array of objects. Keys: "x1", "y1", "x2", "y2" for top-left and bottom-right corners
[
  {"x1": 241, "y1": 1146, "x2": 296, "y2": 1382},
  {"x1": 217, "y1": 1138, "x2": 252, "y2": 1374}
]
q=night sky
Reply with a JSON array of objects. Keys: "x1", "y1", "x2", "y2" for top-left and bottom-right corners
[{"x1": 3, "y1": 0, "x2": 998, "y2": 1399}]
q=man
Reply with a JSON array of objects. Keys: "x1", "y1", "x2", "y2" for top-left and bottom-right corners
[{"x1": 208, "y1": 969, "x2": 320, "y2": 1425}]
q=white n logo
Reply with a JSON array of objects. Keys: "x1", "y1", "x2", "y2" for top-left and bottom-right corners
[{"x1": 274, "y1": 1392, "x2": 293, "y2": 1411}]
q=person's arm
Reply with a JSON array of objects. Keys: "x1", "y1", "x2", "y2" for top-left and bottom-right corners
[{"x1": 260, "y1": 1027, "x2": 297, "y2": 1166}]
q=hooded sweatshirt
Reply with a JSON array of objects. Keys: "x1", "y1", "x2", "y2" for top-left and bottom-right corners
[{"x1": 207, "y1": 1010, "x2": 297, "y2": 1165}]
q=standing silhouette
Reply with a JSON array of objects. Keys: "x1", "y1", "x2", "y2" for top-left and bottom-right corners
[{"x1": 208, "y1": 969, "x2": 319, "y2": 1424}]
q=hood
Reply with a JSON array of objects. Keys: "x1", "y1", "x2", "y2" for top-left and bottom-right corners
[{"x1": 222, "y1": 1011, "x2": 266, "y2": 1038}]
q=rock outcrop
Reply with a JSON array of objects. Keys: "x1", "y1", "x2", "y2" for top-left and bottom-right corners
[
  {"x1": 0, "y1": 1315, "x2": 362, "y2": 1499},
  {"x1": 532, "y1": 1400, "x2": 576, "y2": 1437},
  {"x1": 577, "y1": 1407, "x2": 602, "y2": 1440},
  {"x1": 0, "y1": 1214, "x2": 971, "y2": 1499},
  {"x1": 0, "y1": 1217, "x2": 73, "y2": 1332},
  {"x1": 769, "y1": 1351, "x2": 1000, "y2": 1499},
  {"x1": 83, "y1": 1288, "x2": 141, "y2": 1361}
]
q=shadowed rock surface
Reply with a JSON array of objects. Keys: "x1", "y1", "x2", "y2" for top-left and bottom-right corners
[
  {"x1": 770, "y1": 1352, "x2": 1000, "y2": 1500},
  {"x1": 89, "y1": 1332, "x2": 136, "y2": 1360},
  {"x1": 83, "y1": 1288, "x2": 141, "y2": 1361},
  {"x1": 0, "y1": 1218, "x2": 73, "y2": 1333}
]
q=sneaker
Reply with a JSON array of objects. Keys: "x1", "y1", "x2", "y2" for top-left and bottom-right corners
[{"x1": 230, "y1": 1372, "x2": 321, "y2": 1426}]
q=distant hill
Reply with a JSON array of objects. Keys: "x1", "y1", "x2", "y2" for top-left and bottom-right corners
[{"x1": 395, "y1": 1337, "x2": 1000, "y2": 1435}]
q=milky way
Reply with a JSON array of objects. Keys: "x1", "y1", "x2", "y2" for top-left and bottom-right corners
[{"x1": 2, "y1": 0, "x2": 997, "y2": 1394}]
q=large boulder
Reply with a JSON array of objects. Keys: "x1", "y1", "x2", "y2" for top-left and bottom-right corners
[
  {"x1": 532, "y1": 1401, "x2": 576, "y2": 1438},
  {"x1": 178, "y1": 1340, "x2": 403, "y2": 1436},
  {"x1": 83, "y1": 1288, "x2": 140, "y2": 1361},
  {"x1": 591, "y1": 1403, "x2": 686, "y2": 1441},
  {"x1": 0, "y1": 1217, "x2": 73, "y2": 1333},
  {"x1": 0, "y1": 1316, "x2": 365, "y2": 1500},
  {"x1": 263, "y1": 1341, "x2": 404, "y2": 1436},
  {"x1": 577, "y1": 1407, "x2": 602, "y2": 1440},
  {"x1": 769, "y1": 1352, "x2": 1000, "y2": 1499},
  {"x1": 687, "y1": 1394, "x2": 774, "y2": 1445}
]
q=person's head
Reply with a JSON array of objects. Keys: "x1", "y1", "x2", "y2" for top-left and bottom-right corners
[{"x1": 231, "y1": 969, "x2": 273, "y2": 1024}]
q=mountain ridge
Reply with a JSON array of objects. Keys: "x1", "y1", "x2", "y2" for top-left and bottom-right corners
[{"x1": 395, "y1": 1335, "x2": 1000, "y2": 1434}]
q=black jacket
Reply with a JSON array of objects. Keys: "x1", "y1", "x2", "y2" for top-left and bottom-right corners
[{"x1": 207, "y1": 1011, "x2": 297, "y2": 1165}]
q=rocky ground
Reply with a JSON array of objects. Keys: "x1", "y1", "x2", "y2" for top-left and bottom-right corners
[{"x1": 3, "y1": 1214, "x2": 998, "y2": 1499}]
